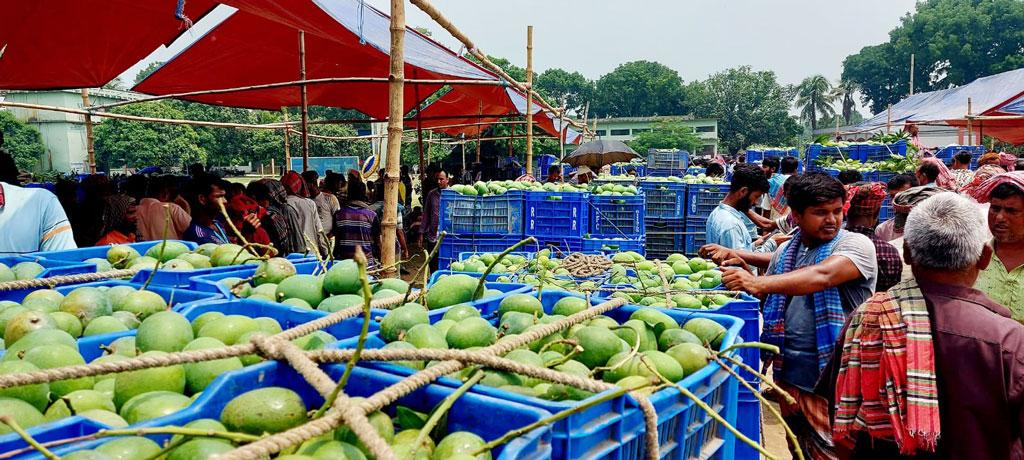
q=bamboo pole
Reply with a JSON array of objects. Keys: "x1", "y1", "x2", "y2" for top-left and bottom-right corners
[
  {"x1": 886, "y1": 104, "x2": 892, "y2": 134},
  {"x1": 475, "y1": 101, "x2": 483, "y2": 163},
  {"x1": 406, "y1": 0, "x2": 585, "y2": 130},
  {"x1": 426, "y1": 134, "x2": 559, "y2": 144},
  {"x1": 967, "y1": 98, "x2": 973, "y2": 146},
  {"x1": 525, "y1": 25, "x2": 534, "y2": 177},
  {"x1": 380, "y1": 0, "x2": 405, "y2": 277},
  {"x1": 282, "y1": 109, "x2": 292, "y2": 173},
  {"x1": 414, "y1": 80, "x2": 426, "y2": 184},
  {"x1": 89, "y1": 78, "x2": 510, "y2": 111},
  {"x1": 909, "y1": 53, "x2": 915, "y2": 96},
  {"x1": 299, "y1": 31, "x2": 311, "y2": 172},
  {"x1": 581, "y1": 102, "x2": 590, "y2": 141},
  {"x1": 558, "y1": 95, "x2": 567, "y2": 164},
  {"x1": 0, "y1": 101, "x2": 284, "y2": 130},
  {"x1": 80, "y1": 89, "x2": 96, "y2": 174}
]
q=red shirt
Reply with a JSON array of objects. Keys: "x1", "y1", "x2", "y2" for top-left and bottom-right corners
[{"x1": 95, "y1": 230, "x2": 136, "y2": 246}]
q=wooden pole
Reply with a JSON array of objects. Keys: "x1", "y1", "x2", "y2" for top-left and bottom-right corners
[
  {"x1": 414, "y1": 79, "x2": 426, "y2": 184},
  {"x1": 558, "y1": 95, "x2": 567, "y2": 164},
  {"x1": 581, "y1": 102, "x2": 590, "y2": 140},
  {"x1": 299, "y1": 30, "x2": 310, "y2": 173},
  {"x1": 967, "y1": 98, "x2": 973, "y2": 146},
  {"x1": 909, "y1": 53, "x2": 915, "y2": 96},
  {"x1": 282, "y1": 110, "x2": 292, "y2": 173},
  {"x1": 525, "y1": 25, "x2": 534, "y2": 177},
  {"x1": 475, "y1": 101, "x2": 483, "y2": 163},
  {"x1": 380, "y1": 0, "x2": 405, "y2": 277},
  {"x1": 886, "y1": 104, "x2": 892, "y2": 134},
  {"x1": 80, "y1": 89, "x2": 96, "y2": 174},
  {"x1": 270, "y1": 158, "x2": 276, "y2": 176},
  {"x1": 460, "y1": 133, "x2": 466, "y2": 174}
]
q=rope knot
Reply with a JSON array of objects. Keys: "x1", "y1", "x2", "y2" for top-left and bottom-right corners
[{"x1": 249, "y1": 334, "x2": 287, "y2": 360}]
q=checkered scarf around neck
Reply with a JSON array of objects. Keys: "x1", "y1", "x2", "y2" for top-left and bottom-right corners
[
  {"x1": 959, "y1": 164, "x2": 1005, "y2": 196},
  {"x1": 969, "y1": 171, "x2": 1024, "y2": 204},
  {"x1": 833, "y1": 279, "x2": 940, "y2": 454},
  {"x1": 762, "y1": 229, "x2": 848, "y2": 372}
]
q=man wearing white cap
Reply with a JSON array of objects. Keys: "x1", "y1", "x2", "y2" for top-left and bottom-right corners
[{"x1": 570, "y1": 165, "x2": 594, "y2": 185}]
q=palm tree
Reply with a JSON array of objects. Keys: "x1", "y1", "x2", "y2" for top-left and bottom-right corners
[
  {"x1": 830, "y1": 80, "x2": 858, "y2": 125},
  {"x1": 795, "y1": 75, "x2": 835, "y2": 130}
]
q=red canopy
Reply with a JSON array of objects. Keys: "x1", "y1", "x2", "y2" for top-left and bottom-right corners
[{"x1": 0, "y1": 0, "x2": 218, "y2": 90}]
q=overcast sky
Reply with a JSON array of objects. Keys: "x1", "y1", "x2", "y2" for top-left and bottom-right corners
[{"x1": 120, "y1": 0, "x2": 919, "y2": 113}]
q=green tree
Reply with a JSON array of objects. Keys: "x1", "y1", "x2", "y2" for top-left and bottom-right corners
[
  {"x1": 794, "y1": 75, "x2": 835, "y2": 130},
  {"x1": 842, "y1": 0, "x2": 1024, "y2": 113},
  {"x1": 535, "y1": 68, "x2": 595, "y2": 115},
  {"x1": 135, "y1": 62, "x2": 164, "y2": 85},
  {"x1": 593, "y1": 61, "x2": 685, "y2": 117},
  {"x1": 172, "y1": 101, "x2": 256, "y2": 167},
  {"x1": 628, "y1": 119, "x2": 704, "y2": 155},
  {"x1": 93, "y1": 102, "x2": 205, "y2": 170},
  {"x1": 685, "y1": 66, "x2": 802, "y2": 153},
  {"x1": 288, "y1": 123, "x2": 371, "y2": 159},
  {"x1": 830, "y1": 79, "x2": 859, "y2": 125},
  {"x1": 0, "y1": 111, "x2": 46, "y2": 171}
]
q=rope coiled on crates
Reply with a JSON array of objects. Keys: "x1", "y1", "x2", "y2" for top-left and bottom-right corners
[
  {"x1": 0, "y1": 268, "x2": 138, "y2": 292},
  {"x1": 560, "y1": 252, "x2": 613, "y2": 278}
]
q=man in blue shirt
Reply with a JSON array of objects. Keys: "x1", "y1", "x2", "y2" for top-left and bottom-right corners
[
  {"x1": 183, "y1": 175, "x2": 230, "y2": 245},
  {"x1": 705, "y1": 163, "x2": 772, "y2": 252}
]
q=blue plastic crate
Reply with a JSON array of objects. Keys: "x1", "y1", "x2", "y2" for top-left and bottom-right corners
[
  {"x1": 438, "y1": 235, "x2": 522, "y2": 270},
  {"x1": 346, "y1": 290, "x2": 743, "y2": 460},
  {"x1": 581, "y1": 237, "x2": 645, "y2": 255},
  {"x1": 935, "y1": 144, "x2": 986, "y2": 169},
  {"x1": 457, "y1": 251, "x2": 533, "y2": 261},
  {"x1": 588, "y1": 193, "x2": 645, "y2": 238},
  {"x1": 524, "y1": 190, "x2": 590, "y2": 239},
  {"x1": 0, "y1": 255, "x2": 95, "y2": 279},
  {"x1": 735, "y1": 391, "x2": 761, "y2": 460},
  {"x1": 645, "y1": 168, "x2": 687, "y2": 177},
  {"x1": 684, "y1": 216, "x2": 708, "y2": 256},
  {"x1": 31, "y1": 240, "x2": 199, "y2": 269},
  {"x1": 879, "y1": 195, "x2": 894, "y2": 221},
  {"x1": 685, "y1": 183, "x2": 730, "y2": 218},
  {"x1": 188, "y1": 260, "x2": 326, "y2": 298},
  {"x1": 647, "y1": 149, "x2": 690, "y2": 171},
  {"x1": 0, "y1": 417, "x2": 111, "y2": 460},
  {"x1": 530, "y1": 237, "x2": 583, "y2": 256},
  {"x1": 639, "y1": 180, "x2": 687, "y2": 219},
  {"x1": 34, "y1": 364, "x2": 551, "y2": 460},
  {"x1": 439, "y1": 189, "x2": 525, "y2": 236},
  {"x1": 645, "y1": 217, "x2": 687, "y2": 259},
  {"x1": 129, "y1": 252, "x2": 314, "y2": 289}
]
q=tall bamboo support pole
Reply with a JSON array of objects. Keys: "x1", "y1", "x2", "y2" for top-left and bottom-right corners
[
  {"x1": 299, "y1": 31, "x2": 310, "y2": 172},
  {"x1": 380, "y1": 0, "x2": 405, "y2": 277},
  {"x1": 414, "y1": 82, "x2": 425, "y2": 183},
  {"x1": 909, "y1": 53, "x2": 915, "y2": 96},
  {"x1": 525, "y1": 25, "x2": 534, "y2": 176},
  {"x1": 558, "y1": 95, "x2": 567, "y2": 164},
  {"x1": 967, "y1": 98, "x2": 973, "y2": 145},
  {"x1": 886, "y1": 104, "x2": 892, "y2": 134},
  {"x1": 282, "y1": 110, "x2": 292, "y2": 173},
  {"x1": 80, "y1": 89, "x2": 96, "y2": 174},
  {"x1": 475, "y1": 102, "x2": 483, "y2": 163}
]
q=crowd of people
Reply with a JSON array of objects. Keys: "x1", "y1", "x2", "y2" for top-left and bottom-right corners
[
  {"x1": 0, "y1": 144, "x2": 454, "y2": 271},
  {"x1": 702, "y1": 150, "x2": 1024, "y2": 459}
]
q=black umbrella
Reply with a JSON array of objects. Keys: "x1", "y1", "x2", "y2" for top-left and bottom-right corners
[{"x1": 563, "y1": 139, "x2": 640, "y2": 168}]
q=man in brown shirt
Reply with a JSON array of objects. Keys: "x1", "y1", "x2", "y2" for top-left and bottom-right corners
[{"x1": 820, "y1": 192, "x2": 1024, "y2": 459}]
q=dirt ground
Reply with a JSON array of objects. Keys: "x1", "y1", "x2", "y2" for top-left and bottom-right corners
[{"x1": 763, "y1": 400, "x2": 793, "y2": 459}]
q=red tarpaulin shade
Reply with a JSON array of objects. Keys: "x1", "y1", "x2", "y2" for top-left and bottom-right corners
[
  {"x1": 0, "y1": 0, "x2": 217, "y2": 90},
  {"x1": 412, "y1": 85, "x2": 581, "y2": 143},
  {"x1": 135, "y1": 0, "x2": 500, "y2": 118}
]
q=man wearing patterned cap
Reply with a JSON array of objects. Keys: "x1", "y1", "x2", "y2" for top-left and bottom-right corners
[
  {"x1": 972, "y1": 171, "x2": 1024, "y2": 322},
  {"x1": 845, "y1": 182, "x2": 903, "y2": 292}
]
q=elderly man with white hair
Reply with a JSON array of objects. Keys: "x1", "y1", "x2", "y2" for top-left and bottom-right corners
[{"x1": 820, "y1": 193, "x2": 1024, "y2": 459}]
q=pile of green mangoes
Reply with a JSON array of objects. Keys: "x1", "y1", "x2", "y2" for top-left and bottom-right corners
[
  {"x1": 0, "y1": 285, "x2": 171, "y2": 351},
  {"x1": 0, "y1": 261, "x2": 49, "y2": 282},
  {"x1": 101, "y1": 242, "x2": 270, "y2": 272},
  {"x1": 217, "y1": 259, "x2": 409, "y2": 312},
  {"x1": 641, "y1": 174, "x2": 727, "y2": 185},
  {"x1": 0, "y1": 308, "x2": 337, "y2": 437},
  {"x1": 588, "y1": 183, "x2": 640, "y2": 196},
  {"x1": 63, "y1": 388, "x2": 498, "y2": 460},
  {"x1": 448, "y1": 180, "x2": 588, "y2": 196},
  {"x1": 378, "y1": 291, "x2": 726, "y2": 401}
]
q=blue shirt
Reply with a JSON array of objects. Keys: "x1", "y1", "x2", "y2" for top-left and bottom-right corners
[
  {"x1": 705, "y1": 204, "x2": 758, "y2": 251},
  {"x1": 0, "y1": 182, "x2": 76, "y2": 255}
]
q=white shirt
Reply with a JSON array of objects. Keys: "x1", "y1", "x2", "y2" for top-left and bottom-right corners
[{"x1": 0, "y1": 182, "x2": 77, "y2": 255}]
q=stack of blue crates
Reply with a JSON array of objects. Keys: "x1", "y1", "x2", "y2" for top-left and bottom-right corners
[
  {"x1": 524, "y1": 190, "x2": 590, "y2": 253},
  {"x1": 646, "y1": 149, "x2": 690, "y2": 177},
  {"x1": 639, "y1": 179, "x2": 689, "y2": 259},
  {"x1": 684, "y1": 183, "x2": 730, "y2": 255},
  {"x1": 935, "y1": 145, "x2": 987, "y2": 169},
  {"x1": 438, "y1": 188, "x2": 525, "y2": 268},
  {"x1": 586, "y1": 192, "x2": 646, "y2": 255}
]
